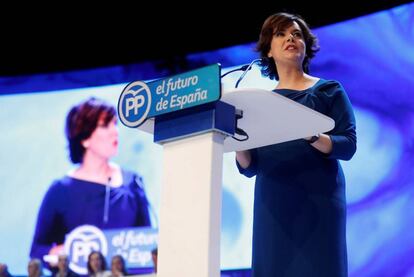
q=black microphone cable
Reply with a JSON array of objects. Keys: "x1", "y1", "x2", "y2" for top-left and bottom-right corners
[
  {"x1": 220, "y1": 64, "x2": 251, "y2": 78},
  {"x1": 232, "y1": 109, "x2": 249, "y2": 142}
]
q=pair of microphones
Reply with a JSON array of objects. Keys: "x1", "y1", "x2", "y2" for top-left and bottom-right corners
[{"x1": 221, "y1": 58, "x2": 264, "y2": 88}]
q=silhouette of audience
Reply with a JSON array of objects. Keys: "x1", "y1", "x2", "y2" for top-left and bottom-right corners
[
  {"x1": 151, "y1": 248, "x2": 158, "y2": 274},
  {"x1": 0, "y1": 263, "x2": 13, "y2": 277},
  {"x1": 110, "y1": 255, "x2": 127, "y2": 277},
  {"x1": 53, "y1": 255, "x2": 78, "y2": 277},
  {"x1": 87, "y1": 251, "x2": 111, "y2": 277},
  {"x1": 28, "y1": 259, "x2": 43, "y2": 277}
]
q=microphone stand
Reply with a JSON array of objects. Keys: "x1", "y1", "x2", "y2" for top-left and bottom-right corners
[
  {"x1": 220, "y1": 64, "x2": 250, "y2": 78},
  {"x1": 235, "y1": 58, "x2": 262, "y2": 88}
]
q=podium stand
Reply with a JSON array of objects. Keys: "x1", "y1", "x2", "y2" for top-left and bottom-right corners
[{"x1": 137, "y1": 88, "x2": 334, "y2": 277}]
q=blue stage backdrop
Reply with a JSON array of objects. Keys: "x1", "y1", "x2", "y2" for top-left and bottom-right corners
[{"x1": 0, "y1": 3, "x2": 413, "y2": 276}]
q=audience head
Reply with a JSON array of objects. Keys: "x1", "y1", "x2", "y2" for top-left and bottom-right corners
[
  {"x1": 110, "y1": 255, "x2": 127, "y2": 276},
  {"x1": 87, "y1": 251, "x2": 107, "y2": 275},
  {"x1": 151, "y1": 248, "x2": 158, "y2": 273},
  {"x1": 57, "y1": 254, "x2": 69, "y2": 273},
  {"x1": 0, "y1": 263, "x2": 11, "y2": 277},
  {"x1": 28, "y1": 258, "x2": 42, "y2": 277}
]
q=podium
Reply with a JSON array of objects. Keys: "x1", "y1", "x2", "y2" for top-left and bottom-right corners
[
  {"x1": 221, "y1": 88, "x2": 334, "y2": 152},
  {"x1": 135, "y1": 87, "x2": 334, "y2": 277}
]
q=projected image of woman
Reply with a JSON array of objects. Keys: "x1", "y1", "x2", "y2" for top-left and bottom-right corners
[
  {"x1": 236, "y1": 13, "x2": 357, "y2": 276},
  {"x1": 30, "y1": 97, "x2": 151, "y2": 264}
]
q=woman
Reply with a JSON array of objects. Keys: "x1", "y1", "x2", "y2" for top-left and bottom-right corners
[
  {"x1": 110, "y1": 255, "x2": 127, "y2": 277},
  {"x1": 30, "y1": 97, "x2": 151, "y2": 262},
  {"x1": 236, "y1": 13, "x2": 356, "y2": 276},
  {"x1": 53, "y1": 254, "x2": 78, "y2": 277},
  {"x1": 27, "y1": 259, "x2": 43, "y2": 277},
  {"x1": 87, "y1": 251, "x2": 111, "y2": 277}
]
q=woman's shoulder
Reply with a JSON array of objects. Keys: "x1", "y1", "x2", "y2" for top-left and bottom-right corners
[
  {"x1": 48, "y1": 175, "x2": 73, "y2": 189},
  {"x1": 43, "y1": 176, "x2": 76, "y2": 199},
  {"x1": 49, "y1": 173, "x2": 98, "y2": 192},
  {"x1": 313, "y1": 78, "x2": 347, "y2": 97},
  {"x1": 314, "y1": 78, "x2": 343, "y2": 90},
  {"x1": 120, "y1": 168, "x2": 145, "y2": 188}
]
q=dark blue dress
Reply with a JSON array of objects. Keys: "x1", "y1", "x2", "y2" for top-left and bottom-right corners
[
  {"x1": 30, "y1": 169, "x2": 151, "y2": 260},
  {"x1": 237, "y1": 79, "x2": 356, "y2": 277}
]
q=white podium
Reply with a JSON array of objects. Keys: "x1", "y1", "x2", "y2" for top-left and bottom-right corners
[
  {"x1": 138, "y1": 88, "x2": 334, "y2": 277},
  {"x1": 221, "y1": 88, "x2": 334, "y2": 152}
]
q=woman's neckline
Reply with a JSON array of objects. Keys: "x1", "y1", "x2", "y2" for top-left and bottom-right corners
[
  {"x1": 65, "y1": 169, "x2": 124, "y2": 188},
  {"x1": 66, "y1": 163, "x2": 124, "y2": 187},
  {"x1": 274, "y1": 78, "x2": 323, "y2": 92}
]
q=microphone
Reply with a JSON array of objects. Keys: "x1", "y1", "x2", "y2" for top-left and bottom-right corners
[
  {"x1": 235, "y1": 58, "x2": 262, "y2": 88},
  {"x1": 220, "y1": 64, "x2": 251, "y2": 78}
]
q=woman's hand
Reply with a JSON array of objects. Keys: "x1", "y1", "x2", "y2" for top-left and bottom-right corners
[
  {"x1": 306, "y1": 133, "x2": 333, "y2": 154},
  {"x1": 236, "y1": 150, "x2": 252, "y2": 169}
]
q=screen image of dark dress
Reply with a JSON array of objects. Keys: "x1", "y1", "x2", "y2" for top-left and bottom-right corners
[
  {"x1": 30, "y1": 169, "x2": 151, "y2": 260},
  {"x1": 237, "y1": 79, "x2": 356, "y2": 277}
]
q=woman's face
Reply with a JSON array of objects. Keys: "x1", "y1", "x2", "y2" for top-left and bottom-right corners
[
  {"x1": 89, "y1": 253, "x2": 103, "y2": 273},
  {"x1": 111, "y1": 257, "x2": 123, "y2": 273},
  {"x1": 267, "y1": 21, "x2": 306, "y2": 68},
  {"x1": 83, "y1": 116, "x2": 119, "y2": 160},
  {"x1": 57, "y1": 255, "x2": 69, "y2": 272},
  {"x1": 27, "y1": 261, "x2": 39, "y2": 277}
]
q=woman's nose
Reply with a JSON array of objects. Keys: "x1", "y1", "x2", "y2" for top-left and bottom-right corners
[{"x1": 287, "y1": 33, "x2": 294, "y2": 42}]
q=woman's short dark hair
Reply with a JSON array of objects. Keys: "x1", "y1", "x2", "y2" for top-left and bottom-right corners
[
  {"x1": 256, "y1": 12, "x2": 320, "y2": 80},
  {"x1": 87, "y1": 251, "x2": 107, "y2": 275},
  {"x1": 111, "y1": 255, "x2": 127, "y2": 275},
  {"x1": 65, "y1": 97, "x2": 116, "y2": 164}
]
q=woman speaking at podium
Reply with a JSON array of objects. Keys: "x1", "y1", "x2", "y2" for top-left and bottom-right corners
[
  {"x1": 236, "y1": 13, "x2": 356, "y2": 277},
  {"x1": 30, "y1": 97, "x2": 151, "y2": 266}
]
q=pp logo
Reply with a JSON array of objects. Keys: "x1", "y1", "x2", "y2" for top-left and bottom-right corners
[
  {"x1": 64, "y1": 225, "x2": 108, "y2": 275},
  {"x1": 118, "y1": 81, "x2": 152, "y2": 128}
]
